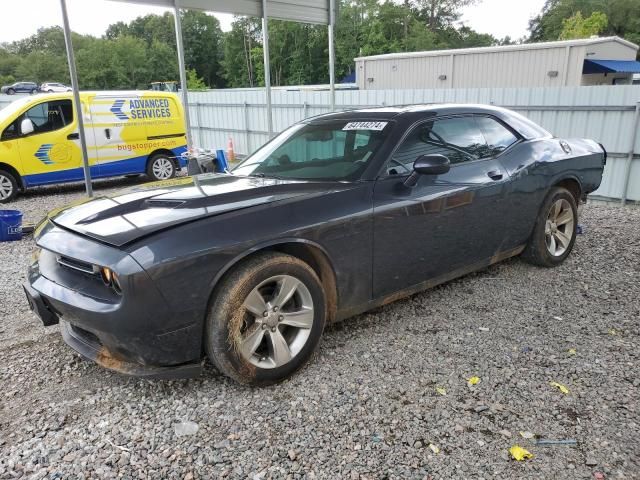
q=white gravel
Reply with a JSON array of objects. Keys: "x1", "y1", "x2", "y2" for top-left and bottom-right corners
[{"x1": 1, "y1": 180, "x2": 639, "y2": 479}]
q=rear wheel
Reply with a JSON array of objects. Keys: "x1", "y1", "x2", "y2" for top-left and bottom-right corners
[
  {"x1": 146, "y1": 153, "x2": 176, "y2": 181},
  {"x1": 0, "y1": 170, "x2": 19, "y2": 203},
  {"x1": 31, "y1": 89, "x2": 38, "y2": 94},
  {"x1": 521, "y1": 187, "x2": 577, "y2": 267},
  {"x1": 205, "y1": 252, "x2": 327, "y2": 386}
]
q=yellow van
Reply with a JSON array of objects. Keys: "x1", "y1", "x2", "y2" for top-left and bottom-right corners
[{"x1": 0, "y1": 91, "x2": 187, "y2": 202}]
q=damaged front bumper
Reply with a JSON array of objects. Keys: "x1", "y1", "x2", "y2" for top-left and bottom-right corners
[
  {"x1": 25, "y1": 221, "x2": 204, "y2": 379},
  {"x1": 60, "y1": 319, "x2": 202, "y2": 379}
]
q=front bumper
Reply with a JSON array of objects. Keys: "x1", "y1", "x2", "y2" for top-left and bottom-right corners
[
  {"x1": 60, "y1": 319, "x2": 202, "y2": 379},
  {"x1": 26, "y1": 221, "x2": 204, "y2": 379}
]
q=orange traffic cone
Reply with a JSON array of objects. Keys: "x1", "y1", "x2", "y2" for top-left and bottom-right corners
[{"x1": 227, "y1": 137, "x2": 236, "y2": 163}]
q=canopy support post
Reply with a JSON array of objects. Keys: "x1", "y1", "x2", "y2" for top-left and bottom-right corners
[
  {"x1": 173, "y1": 2, "x2": 193, "y2": 149},
  {"x1": 60, "y1": 0, "x2": 92, "y2": 197},
  {"x1": 262, "y1": 0, "x2": 274, "y2": 137},
  {"x1": 328, "y1": 0, "x2": 336, "y2": 112}
]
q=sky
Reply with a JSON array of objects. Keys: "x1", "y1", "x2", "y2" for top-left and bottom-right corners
[{"x1": 0, "y1": 0, "x2": 547, "y2": 45}]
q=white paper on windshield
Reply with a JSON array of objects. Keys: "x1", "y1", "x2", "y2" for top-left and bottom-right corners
[{"x1": 342, "y1": 121, "x2": 388, "y2": 131}]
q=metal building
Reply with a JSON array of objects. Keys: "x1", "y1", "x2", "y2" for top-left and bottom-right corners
[{"x1": 355, "y1": 36, "x2": 640, "y2": 90}]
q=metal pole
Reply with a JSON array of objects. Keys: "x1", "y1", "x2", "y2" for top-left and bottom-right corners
[
  {"x1": 328, "y1": 0, "x2": 336, "y2": 112},
  {"x1": 262, "y1": 0, "x2": 273, "y2": 137},
  {"x1": 195, "y1": 102, "x2": 204, "y2": 147},
  {"x1": 59, "y1": 0, "x2": 92, "y2": 197},
  {"x1": 243, "y1": 101, "x2": 250, "y2": 152},
  {"x1": 621, "y1": 101, "x2": 640, "y2": 205},
  {"x1": 173, "y1": 3, "x2": 193, "y2": 148}
]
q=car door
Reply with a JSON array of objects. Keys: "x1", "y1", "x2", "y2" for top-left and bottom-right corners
[
  {"x1": 372, "y1": 115, "x2": 515, "y2": 298},
  {"x1": 16, "y1": 99, "x2": 85, "y2": 186}
]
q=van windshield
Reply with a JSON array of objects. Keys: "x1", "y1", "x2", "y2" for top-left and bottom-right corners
[{"x1": 232, "y1": 120, "x2": 390, "y2": 181}]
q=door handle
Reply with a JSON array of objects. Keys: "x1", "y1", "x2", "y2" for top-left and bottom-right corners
[
  {"x1": 67, "y1": 132, "x2": 79, "y2": 140},
  {"x1": 487, "y1": 170, "x2": 503, "y2": 181},
  {"x1": 105, "y1": 128, "x2": 111, "y2": 140}
]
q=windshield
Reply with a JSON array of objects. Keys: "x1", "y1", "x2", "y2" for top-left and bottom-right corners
[
  {"x1": 232, "y1": 120, "x2": 390, "y2": 181},
  {"x1": 0, "y1": 97, "x2": 33, "y2": 124}
]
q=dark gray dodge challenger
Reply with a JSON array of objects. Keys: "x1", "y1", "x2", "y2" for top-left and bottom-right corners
[{"x1": 24, "y1": 104, "x2": 606, "y2": 385}]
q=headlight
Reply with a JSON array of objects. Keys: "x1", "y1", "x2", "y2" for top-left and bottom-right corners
[{"x1": 100, "y1": 267, "x2": 122, "y2": 295}]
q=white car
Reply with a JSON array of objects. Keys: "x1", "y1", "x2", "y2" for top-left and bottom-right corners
[{"x1": 40, "y1": 82, "x2": 72, "y2": 93}]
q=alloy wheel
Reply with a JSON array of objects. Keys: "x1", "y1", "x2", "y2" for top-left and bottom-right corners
[
  {"x1": 152, "y1": 157, "x2": 174, "y2": 180},
  {"x1": 238, "y1": 275, "x2": 314, "y2": 369},
  {"x1": 545, "y1": 198, "x2": 574, "y2": 256},
  {"x1": 0, "y1": 174, "x2": 14, "y2": 200}
]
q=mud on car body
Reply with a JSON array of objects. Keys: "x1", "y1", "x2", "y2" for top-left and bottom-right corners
[{"x1": 25, "y1": 104, "x2": 606, "y2": 385}]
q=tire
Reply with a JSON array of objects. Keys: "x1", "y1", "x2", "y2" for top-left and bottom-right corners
[
  {"x1": 0, "y1": 170, "x2": 19, "y2": 203},
  {"x1": 146, "y1": 153, "x2": 176, "y2": 181},
  {"x1": 31, "y1": 89, "x2": 38, "y2": 94},
  {"x1": 205, "y1": 252, "x2": 327, "y2": 386},
  {"x1": 47, "y1": 89, "x2": 53, "y2": 93},
  {"x1": 521, "y1": 187, "x2": 578, "y2": 267},
  {"x1": 6, "y1": 89, "x2": 15, "y2": 95}
]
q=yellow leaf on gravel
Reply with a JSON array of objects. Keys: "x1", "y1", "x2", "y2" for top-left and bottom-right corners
[
  {"x1": 436, "y1": 387, "x2": 447, "y2": 396},
  {"x1": 428, "y1": 443, "x2": 440, "y2": 454},
  {"x1": 550, "y1": 382, "x2": 570, "y2": 394},
  {"x1": 608, "y1": 329, "x2": 617, "y2": 335},
  {"x1": 568, "y1": 348, "x2": 577, "y2": 355},
  {"x1": 509, "y1": 445, "x2": 533, "y2": 461},
  {"x1": 467, "y1": 376, "x2": 480, "y2": 386}
]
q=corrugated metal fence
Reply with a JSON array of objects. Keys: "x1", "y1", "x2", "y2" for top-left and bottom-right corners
[
  {"x1": 2, "y1": 85, "x2": 639, "y2": 201},
  {"x1": 186, "y1": 86, "x2": 640, "y2": 202}
]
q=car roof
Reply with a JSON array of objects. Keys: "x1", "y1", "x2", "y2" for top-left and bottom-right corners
[{"x1": 305, "y1": 103, "x2": 551, "y2": 140}]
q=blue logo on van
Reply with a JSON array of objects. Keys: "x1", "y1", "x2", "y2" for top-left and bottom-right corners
[
  {"x1": 34, "y1": 144, "x2": 55, "y2": 165},
  {"x1": 110, "y1": 100, "x2": 129, "y2": 120}
]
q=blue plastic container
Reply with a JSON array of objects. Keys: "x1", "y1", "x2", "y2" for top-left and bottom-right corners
[
  {"x1": 0, "y1": 210, "x2": 23, "y2": 242},
  {"x1": 215, "y1": 149, "x2": 229, "y2": 173}
]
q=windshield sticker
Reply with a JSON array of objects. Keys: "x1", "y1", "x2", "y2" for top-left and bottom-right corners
[{"x1": 342, "y1": 121, "x2": 388, "y2": 131}]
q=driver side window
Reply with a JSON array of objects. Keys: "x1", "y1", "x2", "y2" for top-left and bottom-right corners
[{"x1": 387, "y1": 116, "x2": 489, "y2": 175}]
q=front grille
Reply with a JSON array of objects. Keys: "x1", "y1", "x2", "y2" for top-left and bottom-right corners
[{"x1": 56, "y1": 255, "x2": 97, "y2": 275}]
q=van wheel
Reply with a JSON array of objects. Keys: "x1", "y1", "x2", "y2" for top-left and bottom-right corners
[
  {"x1": 0, "y1": 170, "x2": 19, "y2": 203},
  {"x1": 206, "y1": 252, "x2": 327, "y2": 386},
  {"x1": 146, "y1": 154, "x2": 176, "y2": 181}
]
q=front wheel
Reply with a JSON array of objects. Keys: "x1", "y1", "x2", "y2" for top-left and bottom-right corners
[
  {"x1": 6, "y1": 88, "x2": 15, "y2": 95},
  {"x1": 521, "y1": 187, "x2": 577, "y2": 267},
  {"x1": 205, "y1": 252, "x2": 327, "y2": 386},
  {"x1": 146, "y1": 154, "x2": 176, "y2": 181},
  {"x1": 0, "y1": 170, "x2": 19, "y2": 203}
]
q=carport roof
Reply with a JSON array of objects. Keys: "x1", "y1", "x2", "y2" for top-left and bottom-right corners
[
  {"x1": 106, "y1": 0, "x2": 333, "y2": 24},
  {"x1": 583, "y1": 59, "x2": 640, "y2": 74}
]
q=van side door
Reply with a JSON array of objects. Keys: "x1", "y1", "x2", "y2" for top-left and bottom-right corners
[{"x1": 16, "y1": 99, "x2": 85, "y2": 187}]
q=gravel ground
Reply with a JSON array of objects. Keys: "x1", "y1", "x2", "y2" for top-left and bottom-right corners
[{"x1": 1, "y1": 180, "x2": 639, "y2": 479}]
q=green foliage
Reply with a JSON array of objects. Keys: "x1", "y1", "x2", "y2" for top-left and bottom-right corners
[
  {"x1": 530, "y1": 0, "x2": 640, "y2": 50},
  {"x1": 559, "y1": 11, "x2": 608, "y2": 39},
  {"x1": 186, "y1": 68, "x2": 207, "y2": 90}
]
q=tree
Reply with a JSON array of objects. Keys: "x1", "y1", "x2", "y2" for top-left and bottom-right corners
[
  {"x1": 559, "y1": 11, "x2": 608, "y2": 39},
  {"x1": 529, "y1": 0, "x2": 640, "y2": 50},
  {"x1": 412, "y1": 0, "x2": 480, "y2": 30},
  {"x1": 15, "y1": 51, "x2": 69, "y2": 84},
  {"x1": 186, "y1": 68, "x2": 207, "y2": 90}
]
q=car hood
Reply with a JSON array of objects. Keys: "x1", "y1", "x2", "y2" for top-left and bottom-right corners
[{"x1": 48, "y1": 174, "x2": 354, "y2": 247}]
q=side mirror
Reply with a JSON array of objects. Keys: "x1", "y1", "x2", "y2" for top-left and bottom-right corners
[
  {"x1": 404, "y1": 154, "x2": 450, "y2": 187},
  {"x1": 20, "y1": 118, "x2": 35, "y2": 136}
]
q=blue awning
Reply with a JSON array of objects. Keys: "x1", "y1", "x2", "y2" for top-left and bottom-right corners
[{"x1": 583, "y1": 59, "x2": 640, "y2": 74}]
